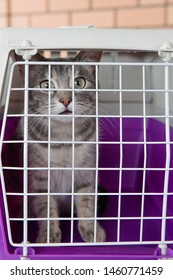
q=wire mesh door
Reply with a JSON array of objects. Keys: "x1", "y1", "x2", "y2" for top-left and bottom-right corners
[{"x1": 0, "y1": 49, "x2": 173, "y2": 259}]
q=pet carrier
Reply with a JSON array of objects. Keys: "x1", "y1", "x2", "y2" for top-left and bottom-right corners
[{"x1": 0, "y1": 27, "x2": 173, "y2": 260}]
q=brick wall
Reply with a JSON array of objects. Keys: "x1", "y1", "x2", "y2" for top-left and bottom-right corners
[{"x1": 0, "y1": 0, "x2": 173, "y2": 28}]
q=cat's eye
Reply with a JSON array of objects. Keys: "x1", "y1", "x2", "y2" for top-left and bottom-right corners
[
  {"x1": 74, "y1": 77, "x2": 86, "y2": 89},
  {"x1": 40, "y1": 80, "x2": 55, "y2": 91}
]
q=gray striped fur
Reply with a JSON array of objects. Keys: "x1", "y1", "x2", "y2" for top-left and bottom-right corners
[{"x1": 16, "y1": 51, "x2": 106, "y2": 243}]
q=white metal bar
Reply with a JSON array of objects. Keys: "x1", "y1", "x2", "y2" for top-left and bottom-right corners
[
  {"x1": 46, "y1": 64, "x2": 51, "y2": 243},
  {"x1": 3, "y1": 140, "x2": 173, "y2": 145},
  {"x1": 9, "y1": 216, "x2": 173, "y2": 221},
  {"x1": 117, "y1": 65, "x2": 123, "y2": 242},
  {"x1": 23, "y1": 60, "x2": 29, "y2": 258},
  {"x1": 70, "y1": 64, "x2": 75, "y2": 243},
  {"x1": 12, "y1": 61, "x2": 173, "y2": 66},
  {"x1": 140, "y1": 66, "x2": 147, "y2": 242},
  {"x1": 10, "y1": 87, "x2": 173, "y2": 93},
  {"x1": 94, "y1": 64, "x2": 99, "y2": 242},
  {"x1": 6, "y1": 113, "x2": 173, "y2": 119},
  {"x1": 160, "y1": 63, "x2": 171, "y2": 244},
  {"x1": 3, "y1": 166, "x2": 173, "y2": 171},
  {"x1": 6, "y1": 192, "x2": 173, "y2": 196},
  {"x1": 8, "y1": 239, "x2": 173, "y2": 248}
]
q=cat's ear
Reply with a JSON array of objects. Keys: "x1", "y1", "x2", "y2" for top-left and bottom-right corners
[
  {"x1": 30, "y1": 52, "x2": 45, "y2": 61},
  {"x1": 14, "y1": 52, "x2": 45, "y2": 63},
  {"x1": 14, "y1": 51, "x2": 45, "y2": 77},
  {"x1": 76, "y1": 51, "x2": 102, "y2": 62}
]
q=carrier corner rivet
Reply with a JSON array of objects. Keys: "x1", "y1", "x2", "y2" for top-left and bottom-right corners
[{"x1": 158, "y1": 42, "x2": 173, "y2": 62}]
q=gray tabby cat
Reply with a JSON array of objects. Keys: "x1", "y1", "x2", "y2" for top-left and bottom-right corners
[{"x1": 16, "y1": 51, "x2": 106, "y2": 243}]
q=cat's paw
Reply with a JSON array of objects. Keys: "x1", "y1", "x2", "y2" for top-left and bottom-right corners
[
  {"x1": 36, "y1": 228, "x2": 61, "y2": 243},
  {"x1": 78, "y1": 221, "x2": 106, "y2": 242},
  {"x1": 49, "y1": 228, "x2": 62, "y2": 243}
]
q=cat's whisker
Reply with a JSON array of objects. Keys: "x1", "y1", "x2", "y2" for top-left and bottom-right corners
[
  {"x1": 99, "y1": 120, "x2": 115, "y2": 139},
  {"x1": 75, "y1": 105, "x2": 96, "y2": 129},
  {"x1": 99, "y1": 116, "x2": 120, "y2": 138},
  {"x1": 76, "y1": 103, "x2": 120, "y2": 138},
  {"x1": 28, "y1": 113, "x2": 48, "y2": 140}
]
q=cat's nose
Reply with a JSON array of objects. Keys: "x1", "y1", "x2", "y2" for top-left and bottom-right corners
[{"x1": 59, "y1": 97, "x2": 72, "y2": 107}]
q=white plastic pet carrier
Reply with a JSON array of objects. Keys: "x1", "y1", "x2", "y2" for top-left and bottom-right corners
[{"x1": 0, "y1": 27, "x2": 173, "y2": 260}]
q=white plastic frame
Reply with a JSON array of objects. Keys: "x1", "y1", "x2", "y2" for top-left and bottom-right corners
[{"x1": 0, "y1": 28, "x2": 173, "y2": 259}]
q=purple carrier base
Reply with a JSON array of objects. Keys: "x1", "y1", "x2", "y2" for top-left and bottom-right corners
[{"x1": 0, "y1": 117, "x2": 173, "y2": 260}]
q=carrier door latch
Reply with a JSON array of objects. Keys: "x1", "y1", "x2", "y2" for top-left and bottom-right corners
[
  {"x1": 15, "y1": 40, "x2": 37, "y2": 60},
  {"x1": 158, "y1": 42, "x2": 173, "y2": 62}
]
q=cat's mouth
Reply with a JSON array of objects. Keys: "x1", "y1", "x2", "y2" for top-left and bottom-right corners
[{"x1": 59, "y1": 110, "x2": 72, "y2": 115}]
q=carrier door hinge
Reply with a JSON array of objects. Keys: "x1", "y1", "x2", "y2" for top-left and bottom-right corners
[
  {"x1": 15, "y1": 40, "x2": 37, "y2": 60},
  {"x1": 155, "y1": 244, "x2": 173, "y2": 259},
  {"x1": 158, "y1": 42, "x2": 173, "y2": 62},
  {"x1": 15, "y1": 246, "x2": 35, "y2": 260}
]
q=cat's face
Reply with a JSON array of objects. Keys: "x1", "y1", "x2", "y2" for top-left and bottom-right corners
[{"x1": 27, "y1": 51, "x2": 102, "y2": 122}]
